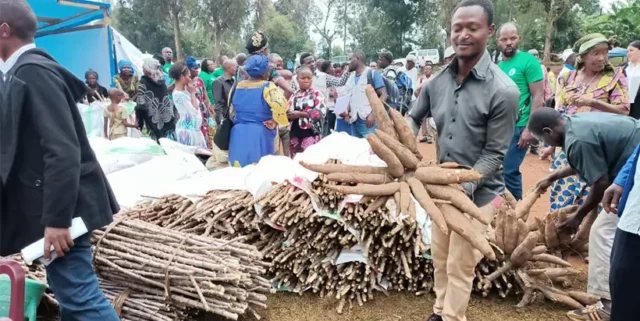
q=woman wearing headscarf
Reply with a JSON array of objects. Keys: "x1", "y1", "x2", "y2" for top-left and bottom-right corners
[
  {"x1": 228, "y1": 55, "x2": 289, "y2": 167},
  {"x1": 135, "y1": 57, "x2": 178, "y2": 142},
  {"x1": 187, "y1": 56, "x2": 215, "y2": 149},
  {"x1": 169, "y1": 61, "x2": 208, "y2": 148},
  {"x1": 238, "y1": 31, "x2": 294, "y2": 99},
  {"x1": 545, "y1": 33, "x2": 629, "y2": 321},
  {"x1": 113, "y1": 60, "x2": 139, "y2": 101},
  {"x1": 84, "y1": 69, "x2": 108, "y2": 103}
]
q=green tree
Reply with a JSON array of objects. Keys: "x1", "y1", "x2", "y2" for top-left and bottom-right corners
[
  {"x1": 583, "y1": 0, "x2": 640, "y2": 47},
  {"x1": 258, "y1": 2, "x2": 314, "y2": 61}
]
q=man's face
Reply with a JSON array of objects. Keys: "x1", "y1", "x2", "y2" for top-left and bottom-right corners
[
  {"x1": 303, "y1": 56, "x2": 316, "y2": 72},
  {"x1": 87, "y1": 74, "x2": 98, "y2": 85},
  {"x1": 275, "y1": 59, "x2": 284, "y2": 70},
  {"x1": 349, "y1": 54, "x2": 359, "y2": 72},
  {"x1": 378, "y1": 55, "x2": 389, "y2": 68},
  {"x1": 532, "y1": 127, "x2": 563, "y2": 147},
  {"x1": 451, "y1": 5, "x2": 494, "y2": 60},
  {"x1": 497, "y1": 26, "x2": 519, "y2": 58},
  {"x1": 407, "y1": 61, "x2": 415, "y2": 70},
  {"x1": 424, "y1": 65, "x2": 433, "y2": 77},
  {"x1": 162, "y1": 48, "x2": 173, "y2": 62}
]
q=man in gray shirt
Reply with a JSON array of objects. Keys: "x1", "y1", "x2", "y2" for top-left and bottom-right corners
[
  {"x1": 531, "y1": 108, "x2": 640, "y2": 320},
  {"x1": 406, "y1": 1, "x2": 519, "y2": 320}
]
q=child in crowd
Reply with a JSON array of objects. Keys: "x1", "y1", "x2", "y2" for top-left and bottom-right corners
[
  {"x1": 103, "y1": 88, "x2": 137, "y2": 140},
  {"x1": 287, "y1": 66, "x2": 325, "y2": 158}
]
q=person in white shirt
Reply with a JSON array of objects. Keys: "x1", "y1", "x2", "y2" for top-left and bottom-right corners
[
  {"x1": 625, "y1": 41, "x2": 640, "y2": 119},
  {"x1": 400, "y1": 54, "x2": 419, "y2": 91}
]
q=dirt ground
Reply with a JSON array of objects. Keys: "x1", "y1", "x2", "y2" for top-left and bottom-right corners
[{"x1": 247, "y1": 143, "x2": 583, "y2": 321}]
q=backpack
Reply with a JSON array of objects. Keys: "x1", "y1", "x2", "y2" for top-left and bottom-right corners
[
  {"x1": 367, "y1": 69, "x2": 400, "y2": 110},
  {"x1": 368, "y1": 68, "x2": 413, "y2": 114}
]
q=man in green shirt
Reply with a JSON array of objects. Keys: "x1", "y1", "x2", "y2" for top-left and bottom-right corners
[
  {"x1": 161, "y1": 47, "x2": 173, "y2": 74},
  {"x1": 497, "y1": 22, "x2": 544, "y2": 200}
]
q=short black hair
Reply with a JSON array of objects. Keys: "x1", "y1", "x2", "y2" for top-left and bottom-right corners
[
  {"x1": 320, "y1": 60, "x2": 332, "y2": 73},
  {"x1": 0, "y1": 0, "x2": 37, "y2": 41},
  {"x1": 235, "y1": 53, "x2": 247, "y2": 65},
  {"x1": 200, "y1": 58, "x2": 213, "y2": 71},
  {"x1": 297, "y1": 65, "x2": 313, "y2": 74},
  {"x1": 169, "y1": 61, "x2": 189, "y2": 80},
  {"x1": 453, "y1": 0, "x2": 495, "y2": 26},
  {"x1": 352, "y1": 50, "x2": 366, "y2": 62},
  {"x1": 379, "y1": 51, "x2": 394, "y2": 63},
  {"x1": 153, "y1": 54, "x2": 166, "y2": 66},
  {"x1": 299, "y1": 52, "x2": 313, "y2": 65},
  {"x1": 528, "y1": 108, "x2": 563, "y2": 135},
  {"x1": 333, "y1": 63, "x2": 341, "y2": 69},
  {"x1": 629, "y1": 41, "x2": 640, "y2": 50}
]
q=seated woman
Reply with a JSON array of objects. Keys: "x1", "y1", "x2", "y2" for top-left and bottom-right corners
[
  {"x1": 169, "y1": 61, "x2": 208, "y2": 148},
  {"x1": 228, "y1": 55, "x2": 289, "y2": 167},
  {"x1": 84, "y1": 69, "x2": 108, "y2": 103}
]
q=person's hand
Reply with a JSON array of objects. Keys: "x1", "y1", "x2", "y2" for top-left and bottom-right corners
[
  {"x1": 517, "y1": 128, "x2": 534, "y2": 149},
  {"x1": 603, "y1": 183, "x2": 624, "y2": 215},
  {"x1": 287, "y1": 111, "x2": 299, "y2": 120},
  {"x1": 570, "y1": 96, "x2": 595, "y2": 107},
  {"x1": 535, "y1": 175, "x2": 553, "y2": 193},
  {"x1": 540, "y1": 146, "x2": 554, "y2": 160},
  {"x1": 44, "y1": 227, "x2": 74, "y2": 260},
  {"x1": 366, "y1": 113, "x2": 376, "y2": 128},
  {"x1": 187, "y1": 82, "x2": 196, "y2": 94},
  {"x1": 263, "y1": 120, "x2": 277, "y2": 130},
  {"x1": 557, "y1": 213, "x2": 584, "y2": 233}
]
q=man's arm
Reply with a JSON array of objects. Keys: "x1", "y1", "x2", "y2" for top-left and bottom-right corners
[
  {"x1": 21, "y1": 66, "x2": 81, "y2": 228},
  {"x1": 407, "y1": 80, "x2": 431, "y2": 135},
  {"x1": 372, "y1": 70, "x2": 388, "y2": 103},
  {"x1": 325, "y1": 72, "x2": 350, "y2": 88},
  {"x1": 469, "y1": 86, "x2": 520, "y2": 192}
]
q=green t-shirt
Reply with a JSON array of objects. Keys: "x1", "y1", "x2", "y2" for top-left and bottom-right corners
[
  {"x1": 163, "y1": 63, "x2": 172, "y2": 74},
  {"x1": 212, "y1": 67, "x2": 224, "y2": 79},
  {"x1": 498, "y1": 51, "x2": 544, "y2": 127}
]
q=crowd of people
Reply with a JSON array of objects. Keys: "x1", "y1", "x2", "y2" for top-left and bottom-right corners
[{"x1": 3, "y1": 0, "x2": 640, "y2": 320}]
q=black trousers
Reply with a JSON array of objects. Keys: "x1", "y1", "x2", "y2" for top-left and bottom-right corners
[{"x1": 610, "y1": 228, "x2": 640, "y2": 321}]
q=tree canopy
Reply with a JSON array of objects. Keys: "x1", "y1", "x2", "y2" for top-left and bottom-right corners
[{"x1": 112, "y1": 0, "x2": 637, "y2": 63}]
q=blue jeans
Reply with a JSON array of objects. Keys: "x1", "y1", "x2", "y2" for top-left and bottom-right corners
[
  {"x1": 335, "y1": 118, "x2": 351, "y2": 134},
  {"x1": 503, "y1": 126, "x2": 528, "y2": 200},
  {"x1": 350, "y1": 117, "x2": 377, "y2": 138},
  {"x1": 45, "y1": 233, "x2": 120, "y2": 321}
]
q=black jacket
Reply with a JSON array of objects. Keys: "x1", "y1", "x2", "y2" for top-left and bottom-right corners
[{"x1": 0, "y1": 48, "x2": 119, "y2": 255}]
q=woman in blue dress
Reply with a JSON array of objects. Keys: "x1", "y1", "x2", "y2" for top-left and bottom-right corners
[{"x1": 228, "y1": 55, "x2": 289, "y2": 167}]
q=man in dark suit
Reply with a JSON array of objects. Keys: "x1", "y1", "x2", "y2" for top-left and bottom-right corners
[{"x1": 0, "y1": 1, "x2": 120, "y2": 319}]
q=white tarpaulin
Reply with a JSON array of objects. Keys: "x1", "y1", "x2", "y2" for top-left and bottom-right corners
[{"x1": 112, "y1": 27, "x2": 151, "y2": 76}]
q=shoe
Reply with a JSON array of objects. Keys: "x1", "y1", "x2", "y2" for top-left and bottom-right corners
[
  {"x1": 426, "y1": 314, "x2": 443, "y2": 321},
  {"x1": 566, "y1": 304, "x2": 610, "y2": 321},
  {"x1": 420, "y1": 136, "x2": 433, "y2": 144}
]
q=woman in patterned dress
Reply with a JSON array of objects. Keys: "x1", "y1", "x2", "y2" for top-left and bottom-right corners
[
  {"x1": 549, "y1": 34, "x2": 630, "y2": 212},
  {"x1": 135, "y1": 58, "x2": 178, "y2": 142},
  {"x1": 288, "y1": 66, "x2": 324, "y2": 158},
  {"x1": 168, "y1": 62, "x2": 208, "y2": 148},
  {"x1": 228, "y1": 55, "x2": 289, "y2": 167},
  {"x1": 187, "y1": 56, "x2": 215, "y2": 149}
]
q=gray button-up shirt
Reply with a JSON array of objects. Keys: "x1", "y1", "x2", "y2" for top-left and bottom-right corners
[{"x1": 408, "y1": 51, "x2": 520, "y2": 206}]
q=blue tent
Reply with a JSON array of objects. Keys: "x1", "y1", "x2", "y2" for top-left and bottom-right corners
[
  {"x1": 609, "y1": 47, "x2": 628, "y2": 58},
  {"x1": 28, "y1": 0, "x2": 116, "y2": 87}
]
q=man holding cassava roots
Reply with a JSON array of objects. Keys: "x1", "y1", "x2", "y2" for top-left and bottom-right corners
[
  {"x1": 407, "y1": 1, "x2": 519, "y2": 320},
  {"x1": 531, "y1": 108, "x2": 640, "y2": 320}
]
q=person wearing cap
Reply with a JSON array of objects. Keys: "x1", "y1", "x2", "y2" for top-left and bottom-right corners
[
  {"x1": 558, "y1": 50, "x2": 577, "y2": 91},
  {"x1": 443, "y1": 46, "x2": 456, "y2": 66},
  {"x1": 400, "y1": 54, "x2": 419, "y2": 88}
]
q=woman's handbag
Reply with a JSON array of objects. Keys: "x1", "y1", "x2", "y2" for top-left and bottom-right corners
[{"x1": 213, "y1": 84, "x2": 237, "y2": 151}]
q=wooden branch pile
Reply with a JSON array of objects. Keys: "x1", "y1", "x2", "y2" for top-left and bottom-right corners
[
  {"x1": 473, "y1": 192, "x2": 598, "y2": 309},
  {"x1": 92, "y1": 217, "x2": 272, "y2": 320},
  {"x1": 127, "y1": 190, "x2": 264, "y2": 243}
]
